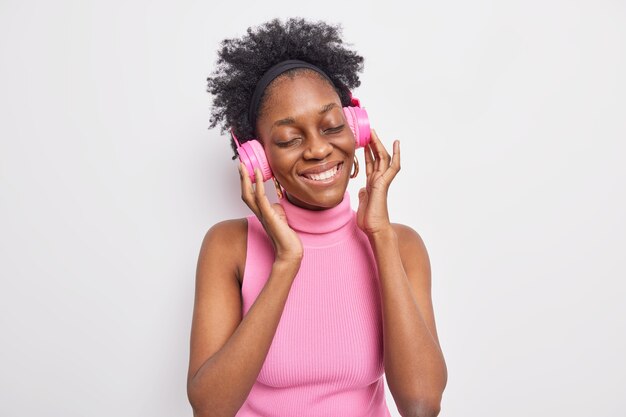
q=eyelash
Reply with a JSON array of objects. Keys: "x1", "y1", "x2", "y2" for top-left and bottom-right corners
[{"x1": 277, "y1": 125, "x2": 345, "y2": 147}]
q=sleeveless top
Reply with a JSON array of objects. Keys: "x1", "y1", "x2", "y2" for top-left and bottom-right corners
[{"x1": 235, "y1": 190, "x2": 392, "y2": 417}]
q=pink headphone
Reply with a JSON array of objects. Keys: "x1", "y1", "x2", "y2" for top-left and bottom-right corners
[{"x1": 232, "y1": 94, "x2": 371, "y2": 182}]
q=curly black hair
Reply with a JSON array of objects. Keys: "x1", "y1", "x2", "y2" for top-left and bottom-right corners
[{"x1": 206, "y1": 17, "x2": 365, "y2": 160}]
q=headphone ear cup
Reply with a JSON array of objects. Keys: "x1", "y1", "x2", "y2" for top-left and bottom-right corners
[
  {"x1": 342, "y1": 106, "x2": 371, "y2": 148},
  {"x1": 236, "y1": 139, "x2": 273, "y2": 182}
]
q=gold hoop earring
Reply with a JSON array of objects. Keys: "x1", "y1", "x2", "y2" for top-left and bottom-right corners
[
  {"x1": 272, "y1": 177, "x2": 284, "y2": 199},
  {"x1": 350, "y1": 155, "x2": 359, "y2": 179}
]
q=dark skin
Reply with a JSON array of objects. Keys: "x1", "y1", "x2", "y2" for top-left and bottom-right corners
[
  {"x1": 256, "y1": 73, "x2": 355, "y2": 211},
  {"x1": 187, "y1": 70, "x2": 447, "y2": 417}
]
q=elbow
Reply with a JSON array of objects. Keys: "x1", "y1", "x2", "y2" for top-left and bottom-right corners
[
  {"x1": 190, "y1": 409, "x2": 214, "y2": 417},
  {"x1": 418, "y1": 399, "x2": 442, "y2": 417},
  {"x1": 187, "y1": 380, "x2": 210, "y2": 417},
  {"x1": 399, "y1": 398, "x2": 442, "y2": 417},
  {"x1": 189, "y1": 403, "x2": 218, "y2": 417},
  {"x1": 187, "y1": 398, "x2": 214, "y2": 417},
  {"x1": 188, "y1": 381, "x2": 233, "y2": 417}
]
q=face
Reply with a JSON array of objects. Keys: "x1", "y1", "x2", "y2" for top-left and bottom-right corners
[{"x1": 255, "y1": 72, "x2": 355, "y2": 210}]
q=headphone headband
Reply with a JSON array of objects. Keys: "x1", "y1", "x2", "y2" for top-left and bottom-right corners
[{"x1": 248, "y1": 59, "x2": 336, "y2": 130}]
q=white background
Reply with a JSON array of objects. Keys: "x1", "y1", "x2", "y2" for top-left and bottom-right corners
[{"x1": 1, "y1": 0, "x2": 624, "y2": 416}]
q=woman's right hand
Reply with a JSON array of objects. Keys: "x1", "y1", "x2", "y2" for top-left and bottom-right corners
[{"x1": 239, "y1": 163, "x2": 303, "y2": 264}]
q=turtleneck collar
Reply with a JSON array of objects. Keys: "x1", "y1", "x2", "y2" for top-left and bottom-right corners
[{"x1": 279, "y1": 190, "x2": 356, "y2": 248}]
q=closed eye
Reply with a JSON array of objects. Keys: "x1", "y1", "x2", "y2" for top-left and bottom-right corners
[
  {"x1": 325, "y1": 125, "x2": 345, "y2": 133},
  {"x1": 276, "y1": 137, "x2": 301, "y2": 147},
  {"x1": 276, "y1": 125, "x2": 344, "y2": 147}
]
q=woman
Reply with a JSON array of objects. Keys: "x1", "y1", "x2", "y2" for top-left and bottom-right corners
[{"x1": 187, "y1": 18, "x2": 447, "y2": 417}]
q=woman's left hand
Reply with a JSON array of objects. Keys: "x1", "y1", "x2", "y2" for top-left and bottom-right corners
[{"x1": 356, "y1": 129, "x2": 401, "y2": 238}]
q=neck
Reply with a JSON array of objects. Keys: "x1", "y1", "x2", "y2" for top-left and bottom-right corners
[{"x1": 279, "y1": 190, "x2": 355, "y2": 247}]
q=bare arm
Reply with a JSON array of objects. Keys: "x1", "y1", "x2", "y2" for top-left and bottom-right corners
[
  {"x1": 188, "y1": 165, "x2": 304, "y2": 417},
  {"x1": 187, "y1": 224, "x2": 300, "y2": 417},
  {"x1": 356, "y1": 131, "x2": 446, "y2": 416},
  {"x1": 371, "y1": 225, "x2": 447, "y2": 417}
]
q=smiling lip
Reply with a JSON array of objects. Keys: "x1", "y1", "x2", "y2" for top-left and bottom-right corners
[
  {"x1": 299, "y1": 161, "x2": 342, "y2": 176},
  {"x1": 299, "y1": 162, "x2": 343, "y2": 185}
]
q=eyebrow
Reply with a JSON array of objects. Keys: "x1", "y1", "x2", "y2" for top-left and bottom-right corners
[{"x1": 272, "y1": 102, "x2": 338, "y2": 129}]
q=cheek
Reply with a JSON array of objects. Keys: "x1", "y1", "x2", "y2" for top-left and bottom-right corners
[
  {"x1": 340, "y1": 132, "x2": 357, "y2": 155},
  {"x1": 265, "y1": 150, "x2": 295, "y2": 179}
]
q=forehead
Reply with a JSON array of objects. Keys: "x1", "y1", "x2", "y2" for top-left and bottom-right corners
[{"x1": 260, "y1": 71, "x2": 340, "y2": 118}]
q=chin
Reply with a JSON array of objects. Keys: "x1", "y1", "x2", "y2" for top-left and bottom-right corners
[
  {"x1": 283, "y1": 161, "x2": 350, "y2": 208},
  {"x1": 287, "y1": 184, "x2": 348, "y2": 210}
]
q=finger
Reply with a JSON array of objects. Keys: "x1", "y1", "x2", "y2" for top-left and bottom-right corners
[
  {"x1": 364, "y1": 144, "x2": 377, "y2": 193},
  {"x1": 253, "y1": 167, "x2": 274, "y2": 217},
  {"x1": 240, "y1": 163, "x2": 260, "y2": 216},
  {"x1": 240, "y1": 163, "x2": 258, "y2": 214},
  {"x1": 370, "y1": 129, "x2": 384, "y2": 175},
  {"x1": 368, "y1": 130, "x2": 380, "y2": 173},
  {"x1": 363, "y1": 144, "x2": 375, "y2": 179},
  {"x1": 371, "y1": 129, "x2": 391, "y2": 173},
  {"x1": 382, "y1": 140, "x2": 401, "y2": 183}
]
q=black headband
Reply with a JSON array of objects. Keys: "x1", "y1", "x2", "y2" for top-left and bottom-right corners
[{"x1": 247, "y1": 59, "x2": 336, "y2": 131}]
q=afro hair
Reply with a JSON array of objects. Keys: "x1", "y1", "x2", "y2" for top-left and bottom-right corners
[{"x1": 206, "y1": 17, "x2": 365, "y2": 159}]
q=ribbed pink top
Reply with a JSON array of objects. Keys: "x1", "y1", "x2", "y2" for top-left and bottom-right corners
[{"x1": 236, "y1": 191, "x2": 392, "y2": 417}]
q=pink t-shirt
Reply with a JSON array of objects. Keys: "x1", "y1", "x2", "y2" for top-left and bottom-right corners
[{"x1": 236, "y1": 190, "x2": 392, "y2": 417}]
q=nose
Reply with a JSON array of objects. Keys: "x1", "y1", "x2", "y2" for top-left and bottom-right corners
[{"x1": 303, "y1": 132, "x2": 333, "y2": 160}]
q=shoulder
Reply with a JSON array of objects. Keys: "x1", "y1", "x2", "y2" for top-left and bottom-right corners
[
  {"x1": 390, "y1": 223, "x2": 442, "y2": 350},
  {"x1": 204, "y1": 217, "x2": 248, "y2": 244},
  {"x1": 390, "y1": 223, "x2": 431, "y2": 272},
  {"x1": 390, "y1": 223, "x2": 427, "y2": 249},
  {"x1": 200, "y1": 218, "x2": 248, "y2": 285}
]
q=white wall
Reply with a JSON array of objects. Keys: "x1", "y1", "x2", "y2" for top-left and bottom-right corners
[{"x1": 1, "y1": 0, "x2": 624, "y2": 416}]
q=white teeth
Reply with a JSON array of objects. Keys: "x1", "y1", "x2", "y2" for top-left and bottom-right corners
[{"x1": 304, "y1": 164, "x2": 339, "y2": 181}]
